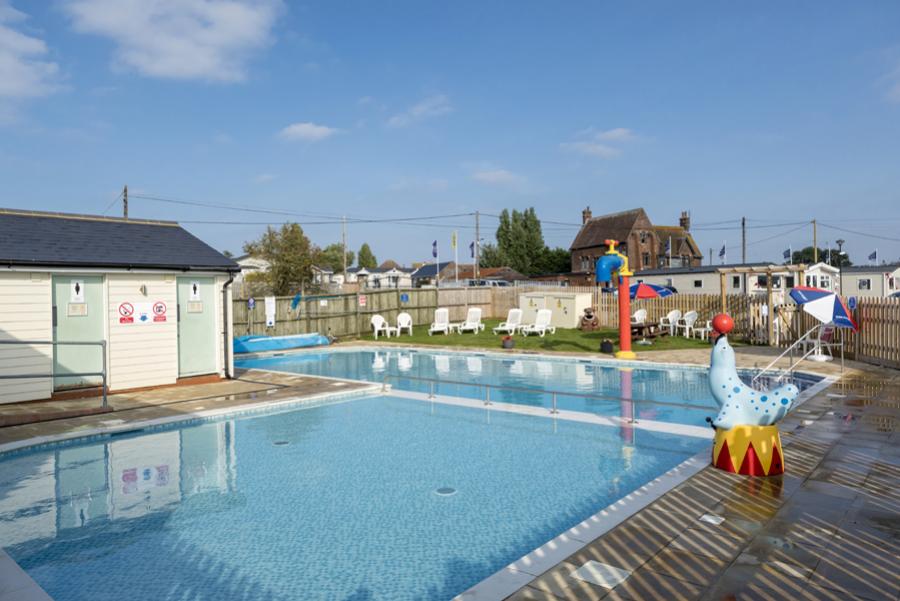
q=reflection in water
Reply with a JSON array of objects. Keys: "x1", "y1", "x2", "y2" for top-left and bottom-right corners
[{"x1": 0, "y1": 422, "x2": 236, "y2": 550}]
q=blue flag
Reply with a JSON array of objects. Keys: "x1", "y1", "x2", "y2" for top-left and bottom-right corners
[
  {"x1": 783, "y1": 248, "x2": 791, "y2": 260},
  {"x1": 432, "y1": 240, "x2": 438, "y2": 258},
  {"x1": 868, "y1": 250, "x2": 877, "y2": 262},
  {"x1": 664, "y1": 237, "x2": 671, "y2": 254},
  {"x1": 290, "y1": 293, "x2": 302, "y2": 310},
  {"x1": 469, "y1": 241, "x2": 475, "y2": 258},
  {"x1": 718, "y1": 244, "x2": 726, "y2": 258}
]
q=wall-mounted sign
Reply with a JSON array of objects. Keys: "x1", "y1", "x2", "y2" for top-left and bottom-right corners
[
  {"x1": 187, "y1": 302, "x2": 203, "y2": 313},
  {"x1": 70, "y1": 280, "x2": 85, "y2": 303},
  {"x1": 67, "y1": 303, "x2": 88, "y2": 317},
  {"x1": 189, "y1": 281, "x2": 201, "y2": 301},
  {"x1": 264, "y1": 296, "x2": 276, "y2": 327},
  {"x1": 248, "y1": 297, "x2": 256, "y2": 310},
  {"x1": 153, "y1": 301, "x2": 167, "y2": 322},
  {"x1": 400, "y1": 293, "x2": 409, "y2": 303},
  {"x1": 848, "y1": 296, "x2": 857, "y2": 310},
  {"x1": 359, "y1": 295, "x2": 367, "y2": 307},
  {"x1": 118, "y1": 302, "x2": 134, "y2": 324},
  {"x1": 319, "y1": 299, "x2": 328, "y2": 307}
]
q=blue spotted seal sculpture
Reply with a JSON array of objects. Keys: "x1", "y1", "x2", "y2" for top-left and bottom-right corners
[{"x1": 709, "y1": 329, "x2": 799, "y2": 430}]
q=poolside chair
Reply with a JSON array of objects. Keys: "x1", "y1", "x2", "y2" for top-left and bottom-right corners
[
  {"x1": 799, "y1": 324, "x2": 838, "y2": 358},
  {"x1": 693, "y1": 319, "x2": 713, "y2": 341},
  {"x1": 428, "y1": 308, "x2": 450, "y2": 336},
  {"x1": 493, "y1": 308, "x2": 523, "y2": 335},
  {"x1": 660, "y1": 309, "x2": 682, "y2": 336},
  {"x1": 397, "y1": 312, "x2": 413, "y2": 336},
  {"x1": 456, "y1": 307, "x2": 485, "y2": 334},
  {"x1": 370, "y1": 314, "x2": 398, "y2": 339},
  {"x1": 521, "y1": 309, "x2": 556, "y2": 337},
  {"x1": 675, "y1": 311, "x2": 698, "y2": 338},
  {"x1": 630, "y1": 308, "x2": 648, "y2": 325}
]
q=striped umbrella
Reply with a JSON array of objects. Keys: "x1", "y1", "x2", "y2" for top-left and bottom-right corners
[
  {"x1": 789, "y1": 286, "x2": 858, "y2": 331},
  {"x1": 629, "y1": 282, "x2": 675, "y2": 300}
]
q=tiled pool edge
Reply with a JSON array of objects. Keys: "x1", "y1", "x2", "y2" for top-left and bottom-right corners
[
  {"x1": 453, "y1": 373, "x2": 838, "y2": 601},
  {"x1": 0, "y1": 383, "x2": 381, "y2": 457}
]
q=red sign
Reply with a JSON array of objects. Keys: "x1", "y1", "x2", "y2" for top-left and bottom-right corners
[
  {"x1": 118, "y1": 302, "x2": 134, "y2": 323},
  {"x1": 120, "y1": 316, "x2": 134, "y2": 324},
  {"x1": 359, "y1": 295, "x2": 367, "y2": 307},
  {"x1": 152, "y1": 301, "x2": 167, "y2": 322}
]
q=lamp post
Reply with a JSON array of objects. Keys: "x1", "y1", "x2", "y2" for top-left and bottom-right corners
[{"x1": 836, "y1": 239, "x2": 845, "y2": 296}]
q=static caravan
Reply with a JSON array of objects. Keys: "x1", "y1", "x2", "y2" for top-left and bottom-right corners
[
  {"x1": 0, "y1": 209, "x2": 239, "y2": 404},
  {"x1": 840, "y1": 264, "x2": 900, "y2": 297}
]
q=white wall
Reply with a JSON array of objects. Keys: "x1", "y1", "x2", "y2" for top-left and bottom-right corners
[
  {"x1": 106, "y1": 273, "x2": 178, "y2": 391},
  {"x1": 0, "y1": 272, "x2": 53, "y2": 403},
  {"x1": 841, "y1": 270, "x2": 900, "y2": 297}
]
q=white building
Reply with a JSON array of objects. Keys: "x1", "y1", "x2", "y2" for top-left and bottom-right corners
[
  {"x1": 0, "y1": 209, "x2": 239, "y2": 404},
  {"x1": 839, "y1": 263, "x2": 900, "y2": 297},
  {"x1": 634, "y1": 262, "x2": 839, "y2": 298},
  {"x1": 365, "y1": 266, "x2": 414, "y2": 289},
  {"x1": 233, "y1": 254, "x2": 269, "y2": 296}
]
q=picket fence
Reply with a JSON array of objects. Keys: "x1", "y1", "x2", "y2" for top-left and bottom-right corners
[{"x1": 234, "y1": 286, "x2": 900, "y2": 369}]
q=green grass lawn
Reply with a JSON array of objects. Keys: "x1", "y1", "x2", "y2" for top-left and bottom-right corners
[{"x1": 359, "y1": 318, "x2": 712, "y2": 355}]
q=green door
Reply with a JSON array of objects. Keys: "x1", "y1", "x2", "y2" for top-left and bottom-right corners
[
  {"x1": 177, "y1": 277, "x2": 217, "y2": 377},
  {"x1": 52, "y1": 275, "x2": 104, "y2": 390}
]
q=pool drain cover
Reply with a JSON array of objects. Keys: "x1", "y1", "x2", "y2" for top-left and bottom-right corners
[
  {"x1": 273, "y1": 441, "x2": 290, "y2": 446},
  {"x1": 435, "y1": 487, "x2": 457, "y2": 496}
]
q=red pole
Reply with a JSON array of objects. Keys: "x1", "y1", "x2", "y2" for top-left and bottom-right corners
[{"x1": 617, "y1": 273, "x2": 635, "y2": 358}]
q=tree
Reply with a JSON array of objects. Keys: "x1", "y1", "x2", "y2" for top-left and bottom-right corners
[
  {"x1": 358, "y1": 243, "x2": 377, "y2": 269},
  {"x1": 243, "y1": 223, "x2": 316, "y2": 295},
  {"x1": 788, "y1": 246, "x2": 852, "y2": 267},
  {"x1": 316, "y1": 243, "x2": 354, "y2": 272},
  {"x1": 222, "y1": 250, "x2": 234, "y2": 258},
  {"x1": 479, "y1": 207, "x2": 568, "y2": 276}
]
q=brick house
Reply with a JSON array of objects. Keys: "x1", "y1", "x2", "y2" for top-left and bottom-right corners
[{"x1": 569, "y1": 207, "x2": 701, "y2": 284}]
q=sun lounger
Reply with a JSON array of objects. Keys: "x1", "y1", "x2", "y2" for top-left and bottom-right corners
[
  {"x1": 428, "y1": 308, "x2": 450, "y2": 335},
  {"x1": 492, "y1": 308, "x2": 523, "y2": 335},
  {"x1": 521, "y1": 309, "x2": 556, "y2": 337}
]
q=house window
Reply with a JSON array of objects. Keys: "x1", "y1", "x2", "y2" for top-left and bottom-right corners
[
  {"x1": 858, "y1": 279, "x2": 871, "y2": 291},
  {"x1": 757, "y1": 275, "x2": 768, "y2": 287},
  {"x1": 639, "y1": 231, "x2": 648, "y2": 244},
  {"x1": 732, "y1": 276, "x2": 740, "y2": 289},
  {"x1": 693, "y1": 280, "x2": 703, "y2": 289},
  {"x1": 820, "y1": 276, "x2": 830, "y2": 289},
  {"x1": 641, "y1": 252, "x2": 650, "y2": 267},
  {"x1": 889, "y1": 277, "x2": 896, "y2": 290},
  {"x1": 785, "y1": 276, "x2": 795, "y2": 288},
  {"x1": 580, "y1": 256, "x2": 589, "y2": 271}
]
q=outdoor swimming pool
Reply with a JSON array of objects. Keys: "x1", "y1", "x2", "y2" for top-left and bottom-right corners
[
  {"x1": 237, "y1": 347, "x2": 822, "y2": 428},
  {"x1": 0, "y1": 393, "x2": 706, "y2": 601}
]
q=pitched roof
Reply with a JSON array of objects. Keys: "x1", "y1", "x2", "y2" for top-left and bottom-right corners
[
  {"x1": 843, "y1": 263, "x2": 900, "y2": 273},
  {"x1": 0, "y1": 208, "x2": 238, "y2": 272},
  {"x1": 653, "y1": 225, "x2": 701, "y2": 258},
  {"x1": 411, "y1": 261, "x2": 454, "y2": 278},
  {"x1": 455, "y1": 265, "x2": 527, "y2": 280},
  {"x1": 570, "y1": 208, "x2": 648, "y2": 250},
  {"x1": 636, "y1": 262, "x2": 770, "y2": 276}
]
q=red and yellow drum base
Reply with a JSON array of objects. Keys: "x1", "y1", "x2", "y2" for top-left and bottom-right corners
[{"x1": 712, "y1": 425, "x2": 784, "y2": 476}]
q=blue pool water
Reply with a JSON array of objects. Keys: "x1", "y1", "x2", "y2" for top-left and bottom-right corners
[
  {"x1": 237, "y1": 348, "x2": 820, "y2": 427},
  {"x1": 0, "y1": 395, "x2": 707, "y2": 600}
]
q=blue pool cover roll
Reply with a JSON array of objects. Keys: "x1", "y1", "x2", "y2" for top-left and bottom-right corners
[{"x1": 233, "y1": 333, "x2": 331, "y2": 354}]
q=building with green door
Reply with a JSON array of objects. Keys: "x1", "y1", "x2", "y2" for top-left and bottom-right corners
[{"x1": 0, "y1": 208, "x2": 239, "y2": 404}]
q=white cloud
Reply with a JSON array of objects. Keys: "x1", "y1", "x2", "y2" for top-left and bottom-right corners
[
  {"x1": 254, "y1": 172, "x2": 275, "y2": 183},
  {"x1": 471, "y1": 168, "x2": 524, "y2": 186},
  {"x1": 387, "y1": 94, "x2": 452, "y2": 128},
  {"x1": 561, "y1": 127, "x2": 636, "y2": 159},
  {"x1": 63, "y1": 0, "x2": 282, "y2": 82},
  {"x1": 278, "y1": 121, "x2": 339, "y2": 141},
  {"x1": 559, "y1": 141, "x2": 621, "y2": 158},
  {"x1": 0, "y1": 1, "x2": 60, "y2": 100}
]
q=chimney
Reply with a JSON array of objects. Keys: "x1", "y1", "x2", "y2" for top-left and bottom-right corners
[
  {"x1": 679, "y1": 210, "x2": 691, "y2": 231},
  {"x1": 582, "y1": 206, "x2": 592, "y2": 224}
]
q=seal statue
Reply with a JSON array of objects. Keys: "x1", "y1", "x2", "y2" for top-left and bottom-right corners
[{"x1": 708, "y1": 315, "x2": 799, "y2": 430}]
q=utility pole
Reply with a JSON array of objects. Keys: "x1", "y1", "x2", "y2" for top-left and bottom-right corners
[
  {"x1": 123, "y1": 185, "x2": 128, "y2": 219},
  {"x1": 741, "y1": 217, "x2": 746, "y2": 264},
  {"x1": 341, "y1": 216, "x2": 347, "y2": 278},
  {"x1": 812, "y1": 219, "x2": 818, "y2": 263},
  {"x1": 474, "y1": 210, "x2": 480, "y2": 280}
]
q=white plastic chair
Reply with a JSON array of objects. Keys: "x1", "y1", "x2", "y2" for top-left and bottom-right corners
[
  {"x1": 630, "y1": 308, "x2": 648, "y2": 325},
  {"x1": 660, "y1": 310, "x2": 682, "y2": 336},
  {"x1": 693, "y1": 320, "x2": 712, "y2": 341},
  {"x1": 428, "y1": 308, "x2": 450, "y2": 336},
  {"x1": 456, "y1": 307, "x2": 485, "y2": 334},
  {"x1": 370, "y1": 314, "x2": 398, "y2": 339},
  {"x1": 397, "y1": 312, "x2": 413, "y2": 336},
  {"x1": 493, "y1": 308, "x2": 523, "y2": 335},
  {"x1": 676, "y1": 311, "x2": 698, "y2": 337},
  {"x1": 521, "y1": 309, "x2": 556, "y2": 337}
]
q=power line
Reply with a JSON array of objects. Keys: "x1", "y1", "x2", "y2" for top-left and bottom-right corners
[
  {"x1": 819, "y1": 222, "x2": 900, "y2": 243},
  {"x1": 100, "y1": 190, "x2": 123, "y2": 216}
]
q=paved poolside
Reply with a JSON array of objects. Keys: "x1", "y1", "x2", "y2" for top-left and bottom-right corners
[{"x1": 504, "y1": 367, "x2": 900, "y2": 601}]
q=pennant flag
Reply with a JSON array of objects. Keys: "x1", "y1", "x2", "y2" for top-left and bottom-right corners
[
  {"x1": 719, "y1": 244, "x2": 726, "y2": 258},
  {"x1": 664, "y1": 237, "x2": 671, "y2": 254}
]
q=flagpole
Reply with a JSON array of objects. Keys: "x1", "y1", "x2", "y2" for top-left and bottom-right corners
[
  {"x1": 436, "y1": 245, "x2": 440, "y2": 288},
  {"x1": 453, "y1": 231, "x2": 458, "y2": 284},
  {"x1": 668, "y1": 235, "x2": 672, "y2": 267}
]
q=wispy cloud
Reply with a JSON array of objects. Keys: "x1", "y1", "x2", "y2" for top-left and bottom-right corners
[
  {"x1": 62, "y1": 0, "x2": 283, "y2": 82},
  {"x1": 387, "y1": 94, "x2": 452, "y2": 128},
  {"x1": 886, "y1": 62, "x2": 900, "y2": 103},
  {"x1": 561, "y1": 127, "x2": 636, "y2": 159},
  {"x1": 278, "y1": 121, "x2": 340, "y2": 141},
  {"x1": 471, "y1": 168, "x2": 525, "y2": 187},
  {"x1": 254, "y1": 172, "x2": 276, "y2": 183},
  {"x1": 0, "y1": 1, "x2": 60, "y2": 101}
]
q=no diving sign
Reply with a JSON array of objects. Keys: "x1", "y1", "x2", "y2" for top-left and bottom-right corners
[
  {"x1": 118, "y1": 302, "x2": 134, "y2": 324},
  {"x1": 152, "y1": 301, "x2": 167, "y2": 322}
]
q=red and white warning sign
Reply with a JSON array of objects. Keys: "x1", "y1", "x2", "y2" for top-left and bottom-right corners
[
  {"x1": 118, "y1": 302, "x2": 134, "y2": 324},
  {"x1": 152, "y1": 301, "x2": 167, "y2": 322},
  {"x1": 358, "y1": 294, "x2": 367, "y2": 307}
]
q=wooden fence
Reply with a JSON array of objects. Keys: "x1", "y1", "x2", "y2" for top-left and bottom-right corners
[{"x1": 234, "y1": 285, "x2": 900, "y2": 369}]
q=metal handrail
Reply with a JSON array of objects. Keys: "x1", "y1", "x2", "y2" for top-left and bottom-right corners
[
  {"x1": 752, "y1": 324, "x2": 843, "y2": 385},
  {"x1": 0, "y1": 339, "x2": 107, "y2": 407},
  {"x1": 381, "y1": 373, "x2": 710, "y2": 416}
]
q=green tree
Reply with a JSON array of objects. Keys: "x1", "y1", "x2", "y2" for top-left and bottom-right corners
[
  {"x1": 222, "y1": 250, "x2": 234, "y2": 258},
  {"x1": 316, "y1": 243, "x2": 354, "y2": 272},
  {"x1": 479, "y1": 207, "x2": 564, "y2": 276},
  {"x1": 357, "y1": 243, "x2": 377, "y2": 269},
  {"x1": 788, "y1": 246, "x2": 852, "y2": 267},
  {"x1": 243, "y1": 223, "x2": 315, "y2": 295}
]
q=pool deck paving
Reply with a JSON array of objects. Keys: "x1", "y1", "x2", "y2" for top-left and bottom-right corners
[
  {"x1": 1, "y1": 347, "x2": 898, "y2": 601},
  {"x1": 504, "y1": 366, "x2": 900, "y2": 601}
]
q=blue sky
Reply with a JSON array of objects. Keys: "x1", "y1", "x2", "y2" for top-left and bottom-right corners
[{"x1": 2, "y1": 1, "x2": 900, "y2": 267}]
